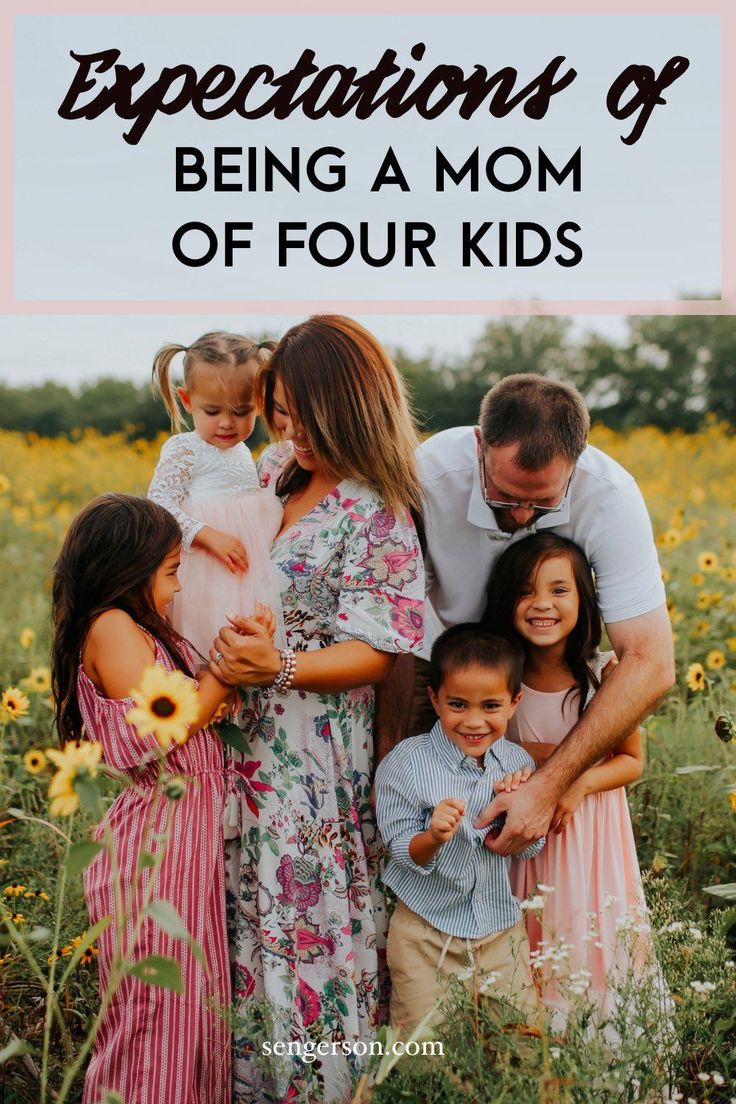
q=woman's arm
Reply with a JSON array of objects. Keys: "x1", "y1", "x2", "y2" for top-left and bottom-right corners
[{"x1": 210, "y1": 617, "x2": 394, "y2": 693}]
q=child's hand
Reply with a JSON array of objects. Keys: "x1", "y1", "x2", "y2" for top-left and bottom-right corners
[
  {"x1": 429, "y1": 799, "x2": 466, "y2": 845},
  {"x1": 493, "y1": 765, "x2": 533, "y2": 794},
  {"x1": 196, "y1": 527, "x2": 249, "y2": 574},
  {"x1": 250, "y1": 602, "x2": 277, "y2": 638},
  {"x1": 549, "y1": 776, "x2": 588, "y2": 834}
]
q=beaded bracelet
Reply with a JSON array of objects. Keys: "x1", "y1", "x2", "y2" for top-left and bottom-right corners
[{"x1": 262, "y1": 647, "x2": 297, "y2": 698}]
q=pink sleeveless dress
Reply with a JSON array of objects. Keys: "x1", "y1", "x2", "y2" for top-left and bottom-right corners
[
  {"x1": 78, "y1": 634, "x2": 230, "y2": 1104},
  {"x1": 508, "y1": 658, "x2": 661, "y2": 1032}
]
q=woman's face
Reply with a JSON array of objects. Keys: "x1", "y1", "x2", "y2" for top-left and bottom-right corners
[{"x1": 271, "y1": 376, "x2": 322, "y2": 473}]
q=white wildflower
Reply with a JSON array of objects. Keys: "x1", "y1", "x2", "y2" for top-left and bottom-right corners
[
  {"x1": 690, "y1": 980, "x2": 717, "y2": 994},
  {"x1": 537, "y1": 883, "x2": 555, "y2": 894},
  {"x1": 520, "y1": 895, "x2": 544, "y2": 912}
]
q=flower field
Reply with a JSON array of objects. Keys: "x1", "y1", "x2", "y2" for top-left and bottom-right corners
[{"x1": 1, "y1": 424, "x2": 735, "y2": 1101}]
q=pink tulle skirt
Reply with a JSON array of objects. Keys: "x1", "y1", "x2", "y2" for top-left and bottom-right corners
[{"x1": 171, "y1": 491, "x2": 285, "y2": 659}]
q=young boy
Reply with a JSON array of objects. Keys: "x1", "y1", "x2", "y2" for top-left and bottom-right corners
[{"x1": 375, "y1": 624, "x2": 544, "y2": 1032}]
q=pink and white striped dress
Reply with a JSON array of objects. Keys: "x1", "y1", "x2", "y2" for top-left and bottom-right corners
[{"x1": 78, "y1": 633, "x2": 230, "y2": 1104}]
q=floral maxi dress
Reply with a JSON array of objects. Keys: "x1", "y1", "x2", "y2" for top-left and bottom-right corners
[{"x1": 226, "y1": 445, "x2": 424, "y2": 1104}]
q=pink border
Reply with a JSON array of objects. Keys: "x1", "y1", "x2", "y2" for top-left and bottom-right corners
[{"x1": 2, "y1": 0, "x2": 732, "y2": 316}]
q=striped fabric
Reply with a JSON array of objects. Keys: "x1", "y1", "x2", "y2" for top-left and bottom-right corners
[
  {"x1": 77, "y1": 635, "x2": 230, "y2": 1104},
  {"x1": 375, "y1": 722, "x2": 544, "y2": 939}
]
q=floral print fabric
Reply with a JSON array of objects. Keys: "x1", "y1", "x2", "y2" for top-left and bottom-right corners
[{"x1": 227, "y1": 445, "x2": 424, "y2": 1104}]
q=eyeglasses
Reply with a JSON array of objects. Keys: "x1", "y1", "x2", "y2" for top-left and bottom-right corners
[{"x1": 479, "y1": 458, "x2": 573, "y2": 517}]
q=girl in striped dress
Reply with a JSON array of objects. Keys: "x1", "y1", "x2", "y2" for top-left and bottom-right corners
[{"x1": 50, "y1": 494, "x2": 242, "y2": 1104}]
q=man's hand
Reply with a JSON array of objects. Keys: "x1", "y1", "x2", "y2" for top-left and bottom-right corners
[
  {"x1": 475, "y1": 771, "x2": 558, "y2": 856},
  {"x1": 429, "y1": 798, "x2": 466, "y2": 845}
]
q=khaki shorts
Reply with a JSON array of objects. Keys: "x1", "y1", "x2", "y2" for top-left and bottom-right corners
[{"x1": 387, "y1": 900, "x2": 537, "y2": 1035}]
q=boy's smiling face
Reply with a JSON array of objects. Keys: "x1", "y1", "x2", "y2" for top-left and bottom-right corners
[{"x1": 428, "y1": 664, "x2": 521, "y2": 760}]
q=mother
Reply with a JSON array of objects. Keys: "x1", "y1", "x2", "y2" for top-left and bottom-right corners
[{"x1": 210, "y1": 316, "x2": 425, "y2": 1104}]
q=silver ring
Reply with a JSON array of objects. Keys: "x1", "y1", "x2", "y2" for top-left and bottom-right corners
[{"x1": 213, "y1": 650, "x2": 223, "y2": 664}]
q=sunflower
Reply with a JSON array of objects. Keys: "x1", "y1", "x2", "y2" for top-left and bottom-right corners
[
  {"x1": 727, "y1": 637, "x2": 736, "y2": 653},
  {"x1": 657, "y1": 529, "x2": 681, "y2": 550},
  {"x1": 1, "y1": 688, "x2": 30, "y2": 719},
  {"x1": 19, "y1": 627, "x2": 35, "y2": 650},
  {"x1": 696, "y1": 592, "x2": 710, "y2": 610},
  {"x1": 80, "y1": 944, "x2": 99, "y2": 966},
  {"x1": 706, "y1": 650, "x2": 726, "y2": 671},
  {"x1": 730, "y1": 791, "x2": 736, "y2": 815},
  {"x1": 698, "y1": 551, "x2": 719, "y2": 572},
  {"x1": 686, "y1": 663, "x2": 706, "y2": 692},
  {"x1": 21, "y1": 667, "x2": 51, "y2": 694},
  {"x1": 23, "y1": 749, "x2": 47, "y2": 774},
  {"x1": 691, "y1": 572, "x2": 705, "y2": 587},
  {"x1": 4, "y1": 884, "x2": 26, "y2": 897},
  {"x1": 46, "y1": 741, "x2": 102, "y2": 818},
  {"x1": 125, "y1": 666, "x2": 199, "y2": 749}
]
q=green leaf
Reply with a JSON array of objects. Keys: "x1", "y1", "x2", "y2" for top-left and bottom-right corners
[
  {"x1": 137, "y1": 851, "x2": 158, "y2": 871},
  {"x1": 674, "y1": 765, "x2": 721, "y2": 775},
  {"x1": 57, "y1": 915, "x2": 112, "y2": 988},
  {"x1": 0, "y1": 1038, "x2": 31, "y2": 1065},
  {"x1": 147, "y1": 900, "x2": 190, "y2": 941},
  {"x1": 215, "y1": 721, "x2": 250, "y2": 756},
  {"x1": 147, "y1": 900, "x2": 206, "y2": 966},
  {"x1": 66, "y1": 839, "x2": 104, "y2": 879},
  {"x1": 74, "y1": 773, "x2": 102, "y2": 817},
  {"x1": 126, "y1": 955, "x2": 183, "y2": 993},
  {"x1": 703, "y1": 882, "x2": 736, "y2": 901}
]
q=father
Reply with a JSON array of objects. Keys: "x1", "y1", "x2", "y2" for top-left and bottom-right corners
[{"x1": 379, "y1": 373, "x2": 674, "y2": 854}]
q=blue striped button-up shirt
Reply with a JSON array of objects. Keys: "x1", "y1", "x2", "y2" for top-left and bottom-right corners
[{"x1": 375, "y1": 722, "x2": 545, "y2": 939}]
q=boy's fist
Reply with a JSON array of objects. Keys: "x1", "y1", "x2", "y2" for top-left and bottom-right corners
[{"x1": 429, "y1": 798, "x2": 466, "y2": 845}]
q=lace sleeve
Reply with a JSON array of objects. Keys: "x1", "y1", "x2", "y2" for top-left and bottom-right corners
[{"x1": 147, "y1": 435, "x2": 204, "y2": 551}]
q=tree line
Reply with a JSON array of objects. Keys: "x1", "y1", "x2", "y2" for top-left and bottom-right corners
[{"x1": 2, "y1": 315, "x2": 734, "y2": 439}]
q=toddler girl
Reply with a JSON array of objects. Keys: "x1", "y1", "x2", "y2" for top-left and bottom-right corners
[
  {"x1": 485, "y1": 533, "x2": 664, "y2": 1035},
  {"x1": 50, "y1": 494, "x2": 234, "y2": 1103},
  {"x1": 148, "y1": 331, "x2": 284, "y2": 658}
]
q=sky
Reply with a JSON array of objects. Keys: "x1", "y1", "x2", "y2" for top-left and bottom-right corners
[{"x1": 0, "y1": 313, "x2": 629, "y2": 388}]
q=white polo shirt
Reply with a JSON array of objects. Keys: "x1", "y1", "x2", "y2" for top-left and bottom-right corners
[{"x1": 418, "y1": 427, "x2": 665, "y2": 653}]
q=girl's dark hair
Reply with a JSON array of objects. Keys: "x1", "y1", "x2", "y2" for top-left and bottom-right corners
[
  {"x1": 429, "y1": 624, "x2": 525, "y2": 698},
  {"x1": 51, "y1": 494, "x2": 192, "y2": 744},
  {"x1": 483, "y1": 534, "x2": 602, "y2": 716}
]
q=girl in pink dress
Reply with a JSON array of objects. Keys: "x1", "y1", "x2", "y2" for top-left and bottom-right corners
[
  {"x1": 148, "y1": 331, "x2": 284, "y2": 658},
  {"x1": 484, "y1": 533, "x2": 661, "y2": 1034},
  {"x1": 50, "y1": 494, "x2": 236, "y2": 1104}
]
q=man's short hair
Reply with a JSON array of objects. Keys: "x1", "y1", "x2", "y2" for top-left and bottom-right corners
[
  {"x1": 429, "y1": 624, "x2": 524, "y2": 698},
  {"x1": 478, "y1": 373, "x2": 590, "y2": 470}
]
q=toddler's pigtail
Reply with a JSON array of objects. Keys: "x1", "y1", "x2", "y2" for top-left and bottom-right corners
[{"x1": 152, "y1": 343, "x2": 189, "y2": 432}]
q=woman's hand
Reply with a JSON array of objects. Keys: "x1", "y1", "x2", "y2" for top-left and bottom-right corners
[
  {"x1": 493, "y1": 765, "x2": 533, "y2": 794},
  {"x1": 549, "y1": 775, "x2": 589, "y2": 834},
  {"x1": 209, "y1": 616, "x2": 282, "y2": 687}
]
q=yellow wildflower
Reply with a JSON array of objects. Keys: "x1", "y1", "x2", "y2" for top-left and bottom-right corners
[
  {"x1": 126, "y1": 666, "x2": 199, "y2": 749},
  {"x1": 661, "y1": 567, "x2": 671, "y2": 584},
  {"x1": 4, "y1": 885, "x2": 26, "y2": 897},
  {"x1": 706, "y1": 650, "x2": 726, "y2": 671},
  {"x1": 10, "y1": 913, "x2": 25, "y2": 925},
  {"x1": 692, "y1": 620, "x2": 709, "y2": 637},
  {"x1": 46, "y1": 740, "x2": 102, "y2": 818},
  {"x1": 658, "y1": 529, "x2": 681, "y2": 550},
  {"x1": 20, "y1": 667, "x2": 51, "y2": 694},
  {"x1": 696, "y1": 592, "x2": 710, "y2": 610},
  {"x1": 686, "y1": 663, "x2": 706, "y2": 692},
  {"x1": 19, "y1": 627, "x2": 35, "y2": 649},
  {"x1": 23, "y1": 749, "x2": 47, "y2": 774},
  {"x1": 691, "y1": 572, "x2": 705, "y2": 587},
  {"x1": 698, "y1": 551, "x2": 719, "y2": 572},
  {"x1": 1, "y1": 688, "x2": 30, "y2": 719},
  {"x1": 727, "y1": 637, "x2": 736, "y2": 653},
  {"x1": 730, "y1": 791, "x2": 736, "y2": 814}
]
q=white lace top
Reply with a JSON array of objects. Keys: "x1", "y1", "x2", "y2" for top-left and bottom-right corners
[{"x1": 148, "y1": 432, "x2": 262, "y2": 550}]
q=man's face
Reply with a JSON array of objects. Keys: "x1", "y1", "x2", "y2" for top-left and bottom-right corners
[{"x1": 475, "y1": 432, "x2": 574, "y2": 533}]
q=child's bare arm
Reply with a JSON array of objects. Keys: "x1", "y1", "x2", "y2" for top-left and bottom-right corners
[{"x1": 409, "y1": 798, "x2": 466, "y2": 867}]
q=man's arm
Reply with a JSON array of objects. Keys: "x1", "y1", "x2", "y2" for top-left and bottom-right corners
[
  {"x1": 476, "y1": 604, "x2": 675, "y2": 854},
  {"x1": 373, "y1": 654, "x2": 416, "y2": 767}
]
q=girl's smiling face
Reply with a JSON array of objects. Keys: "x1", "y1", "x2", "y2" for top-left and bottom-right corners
[
  {"x1": 151, "y1": 545, "x2": 182, "y2": 617},
  {"x1": 513, "y1": 553, "x2": 580, "y2": 649}
]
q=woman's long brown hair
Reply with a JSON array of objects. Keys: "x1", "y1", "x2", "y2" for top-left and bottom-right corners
[
  {"x1": 258, "y1": 315, "x2": 423, "y2": 521},
  {"x1": 483, "y1": 533, "x2": 602, "y2": 716},
  {"x1": 51, "y1": 494, "x2": 192, "y2": 744}
]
